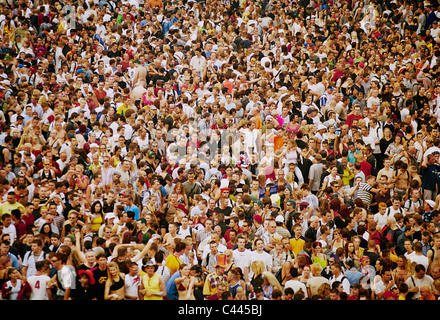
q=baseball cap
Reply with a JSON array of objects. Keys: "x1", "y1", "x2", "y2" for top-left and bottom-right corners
[
  {"x1": 299, "y1": 202, "x2": 310, "y2": 210},
  {"x1": 253, "y1": 215, "x2": 263, "y2": 224}
]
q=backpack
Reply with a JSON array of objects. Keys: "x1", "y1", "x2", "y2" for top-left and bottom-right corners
[
  {"x1": 178, "y1": 225, "x2": 193, "y2": 238},
  {"x1": 370, "y1": 231, "x2": 387, "y2": 250},
  {"x1": 380, "y1": 225, "x2": 395, "y2": 250},
  {"x1": 242, "y1": 205, "x2": 255, "y2": 221},
  {"x1": 406, "y1": 276, "x2": 418, "y2": 300},
  {"x1": 385, "y1": 207, "x2": 403, "y2": 218}
]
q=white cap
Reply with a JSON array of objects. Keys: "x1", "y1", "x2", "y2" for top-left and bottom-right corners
[
  {"x1": 105, "y1": 212, "x2": 116, "y2": 220},
  {"x1": 275, "y1": 215, "x2": 284, "y2": 223},
  {"x1": 220, "y1": 179, "x2": 230, "y2": 189},
  {"x1": 425, "y1": 200, "x2": 435, "y2": 208}
]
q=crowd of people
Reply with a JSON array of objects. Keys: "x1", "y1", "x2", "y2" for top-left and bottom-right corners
[{"x1": 0, "y1": 0, "x2": 440, "y2": 301}]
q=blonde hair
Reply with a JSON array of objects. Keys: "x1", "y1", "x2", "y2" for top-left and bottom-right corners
[
  {"x1": 250, "y1": 260, "x2": 265, "y2": 277},
  {"x1": 316, "y1": 282, "x2": 331, "y2": 298},
  {"x1": 224, "y1": 249, "x2": 233, "y2": 257},
  {"x1": 262, "y1": 271, "x2": 283, "y2": 292},
  {"x1": 107, "y1": 261, "x2": 121, "y2": 284},
  {"x1": 311, "y1": 263, "x2": 323, "y2": 275},
  {"x1": 286, "y1": 172, "x2": 295, "y2": 184}
]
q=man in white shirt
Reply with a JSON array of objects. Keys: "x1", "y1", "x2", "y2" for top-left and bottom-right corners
[
  {"x1": 190, "y1": 49, "x2": 207, "y2": 76},
  {"x1": 329, "y1": 262, "x2": 351, "y2": 295},
  {"x1": 368, "y1": 118, "x2": 383, "y2": 156},
  {"x1": 367, "y1": 89, "x2": 381, "y2": 109},
  {"x1": 409, "y1": 242, "x2": 429, "y2": 270},
  {"x1": 232, "y1": 235, "x2": 251, "y2": 276},
  {"x1": 374, "y1": 268, "x2": 397, "y2": 299},
  {"x1": 246, "y1": 238, "x2": 272, "y2": 281},
  {"x1": 301, "y1": 94, "x2": 319, "y2": 117},
  {"x1": 224, "y1": 93, "x2": 236, "y2": 112},
  {"x1": 431, "y1": 20, "x2": 440, "y2": 41},
  {"x1": 27, "y1": 260, "x2": 52, "y2": 300},
  {"x1": 284, "y1": 267, "x2": 308, "y2": 298}
]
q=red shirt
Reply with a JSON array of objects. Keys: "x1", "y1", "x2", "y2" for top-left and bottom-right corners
[
  {"x1": 94, "y1": 89, "x2": 107, "y2": 100},
  {"x1": 369, "y1": 230, "x2": 381, "y2": 247},
  {"x1": 22, "y1": 214, "x2": 34, "y2": 227},
  {"x1": 14, "y1": 219, "x2": 27, "y2": 238},
  {"x1": 346, "y1": 114, "x2": 364, "y2": 128},
  {"x1": 360, "y1": 161, "x2": 372, "y2": 178},
  {"x1": 224, "y1": 227, "x2": 243, "y2": 243}
]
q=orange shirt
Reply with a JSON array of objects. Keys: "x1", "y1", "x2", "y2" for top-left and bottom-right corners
[
  {"x1": 255, "y1": 114, "x2": 262, "y2": 129},
  {"x1": 149, "y1": 0, "x2": 163, "y2": 8},
  {"x1": 420, "y1": 294, "x2": 436, "y2": 300}
]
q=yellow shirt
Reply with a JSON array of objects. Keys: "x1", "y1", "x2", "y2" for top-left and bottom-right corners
[
  {"x1": 91, "y1": 214, "x2": 103, "y2": 232},
  {"x1": 290, "y1": 237, "x2": 305, "y2": 256},
  {"x1": 165, "y1": 254, "x2": 181, "y2": 276},
  {"x1": 390, "y1": 252, "x2": 398, "y2": 263},
  {"x1": 0, "y1": 202, "x2": 25, "y2": 218},
  {"x1": 142, "y1": 273, "x2": 162, "y2": 300}
]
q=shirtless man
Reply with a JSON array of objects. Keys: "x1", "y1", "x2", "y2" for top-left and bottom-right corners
[
  {"x1": 162, "y1": 223, "x2": 182, "y2": 254},
  {"x1": 392, "y1": 162, "x2": 410, "y2": 200},
  {"x1": 132, "y1": 61, "x2": 147, "y2": 87},
  {"x1": 377, "y1": 175, "x2": 393, "y2": 193},
  {"x1": 427, "y1": 233, "x2": 440, "y2": 276},
  {"x1": 377, "y1": 158, "x2": 394, "y2": 183}
]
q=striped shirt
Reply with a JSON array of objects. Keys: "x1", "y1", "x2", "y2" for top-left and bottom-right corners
[{"x1": 357, "y1": 182, "x2": 373, "y2": 209}]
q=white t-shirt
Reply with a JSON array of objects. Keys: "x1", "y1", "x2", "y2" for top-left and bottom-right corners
[
  {"x1": 374, "y1": 213, "x2": 388, "y2": 230},
  {"x1": 134, "y1": 136, "x2": 149, "y2": 150},
  {"x1": 284, "y1": 279, "x2": 308, "y2": 297},
  {"x1": 247, "y1": 250, "x2": 273, "y2": 279},
  {"x1": 232, "y1": 249, "x2": 252, "y2": 274},
  {"x1": 2, "y1": 224, "x2": 16, "y2": 245},
  {"x1": 56, "y1": 265, "x2": 76, "y2": 296},
  {"x1": 27, "y1": 274, "x2": 51, "y2": 300},
  {"x1": 374, "y1": 279, "x2": 397, "y2": 296},
  {"x1": 124, "y1": 274, "x2": 141, "y2": 299},
  {"x1": 22, "y1": 251, "x2": 46, "y2": 278},
  {"x1": 409, "y1": 254, "x2": 429, "y2": 270}
]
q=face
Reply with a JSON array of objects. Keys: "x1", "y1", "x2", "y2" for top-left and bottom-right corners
[
  {"x1": 181, "y1": 265, "x2": 191, "y2": 276},
  {"x1": 109, "y1": 266, "x2": 118, "y2": 276},
  {"x1": 255, "y1": 240, "x2": 264, "y2": 251},
  {"x1": 303, "y1": 266, "x2": 311, "y2": 275}
]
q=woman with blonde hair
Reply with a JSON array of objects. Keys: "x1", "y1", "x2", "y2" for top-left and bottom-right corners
[
  {"x1": 262, "y1": 271, "x2": 283, "y2": 297},
  {"x1": 316, "y1": 282, "x2": 331, "y2": 300},
  {"x1": 283, "y1": 171, "x2": 298, "y2": 192},
  {"x1": 74, "y1": 164, "x2": 89, "y2": 192},
  {"x1": 16, "y1": 133, "x2": 32, "y2": 154},
  {"x1": 250, "y1": 260, "x2": 265, "y2": 283},
  {"x1": 104, "y1": 261, "x2": 126, "y2": 300}
]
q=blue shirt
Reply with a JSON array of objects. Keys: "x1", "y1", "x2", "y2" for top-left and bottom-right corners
[
  {"x1": 345, "y1": 268, "x2": 363, "y2": 286},
  {"x1": 165, "y1": 271, "x2": 180, "y2": 300},
  {"x1": 8, "y1": 252, "x2": 19, "y2": 270},
  {"x1": 125, "y1": 205, "x2": 140, "y2": 220}
]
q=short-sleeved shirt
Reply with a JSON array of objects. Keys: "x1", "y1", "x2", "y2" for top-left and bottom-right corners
[
  {"x1": 165, "y1": 254, "x2": 181, "y2": 276},
  {"x1": 289, "y1": 237, "x2": 305, "y2": 256},
  {"x1": 357, "y1": 182, "x2": 373, "y2": 208},
  {"x1": 22, "y1": 251, "x2": 46, "y2": 278}
]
